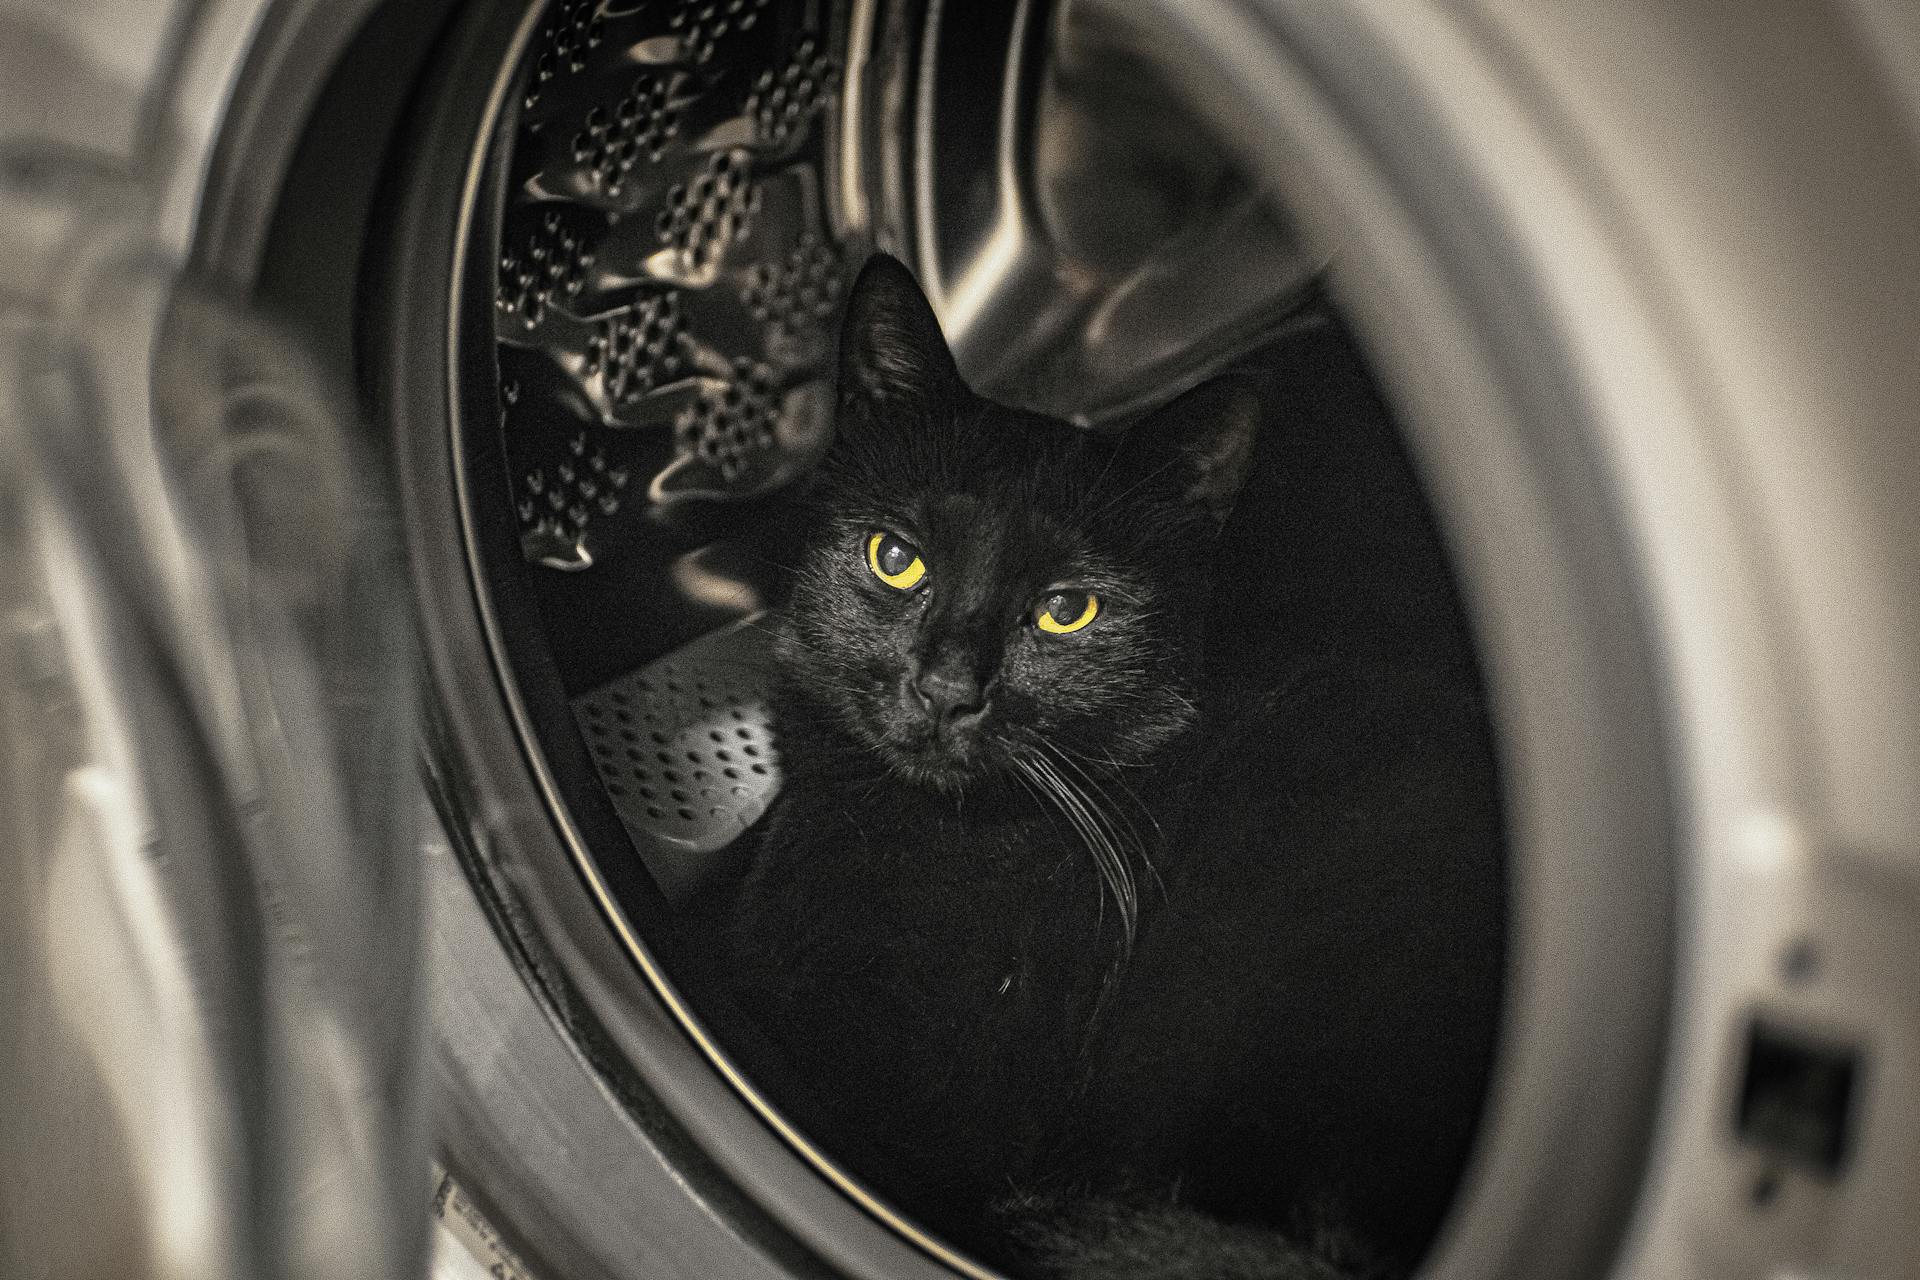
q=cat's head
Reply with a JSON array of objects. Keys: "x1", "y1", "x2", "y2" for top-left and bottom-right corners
[{"x1": 776, "y1": 254, "x2": 1257, "y2": 793}]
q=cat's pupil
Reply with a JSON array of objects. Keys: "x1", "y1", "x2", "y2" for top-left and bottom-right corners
[
  {"x1": 880, "y1": 536, "x2": 916, "y2": 576},
  {"x1": 1045, "y1": 592, "x2": 1086, "y2": 625}
]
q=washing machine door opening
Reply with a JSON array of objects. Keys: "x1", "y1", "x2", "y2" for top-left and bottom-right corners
[{"x1": 440, "y1": 2, "x2": 1524, "y2": 1276}]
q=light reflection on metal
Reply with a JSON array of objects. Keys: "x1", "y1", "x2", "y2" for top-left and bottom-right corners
[
  {"x1": 913, "y1": 0, "x2": 1325, "y2": 423},
  {"x1": 0, "y1": 154, "x2": 422, "y2": 1280}
]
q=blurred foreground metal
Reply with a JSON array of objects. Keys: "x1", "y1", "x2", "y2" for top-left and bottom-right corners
[{"x1": 0, "y1": 151, "x2": 423, "y2": 1280}]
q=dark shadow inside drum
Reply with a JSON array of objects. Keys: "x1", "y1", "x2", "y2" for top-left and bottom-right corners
[{"x1": 473, "y1": 1, "x2": 1507, "y2": 1276}]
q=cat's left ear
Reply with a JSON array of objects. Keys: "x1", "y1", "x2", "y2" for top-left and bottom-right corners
[{"x1": 1121, "y1": 375, "x2": 1261, "y2": 532}]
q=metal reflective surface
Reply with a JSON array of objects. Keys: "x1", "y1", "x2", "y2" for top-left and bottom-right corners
[
  {"x1": 492, "y1": 0, "x2": 847, "y2": 571},
  {"x1": 911, "y1": 0, "x2": 1324, "y2": 422},
  {"x1": 484, "y1": 0, "x2": 1325, "y2": 575},
  {"x1": 572, "y1": 619, "x2": 782, "y2": 905},
  {"x1": 0, "y1": 152, "x2": 422, "y2": 1280}
]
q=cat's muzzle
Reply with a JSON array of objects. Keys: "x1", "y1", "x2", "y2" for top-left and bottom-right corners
[{"x1": 885, "y1": 674, "x2": 996, "y2": 787}]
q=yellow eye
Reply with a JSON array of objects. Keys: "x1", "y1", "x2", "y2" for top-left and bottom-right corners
[
  {"x1": 867, "y1": 531, "x2": 927, "y2": 590},
  {"x1": 1035, "y1": 590, "x2": 1099, "y2": 635}
]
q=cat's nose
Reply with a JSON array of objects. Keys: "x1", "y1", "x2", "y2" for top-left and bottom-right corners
[{"x1": 910, "y1": 669, "x2": 987, "y2": 726}]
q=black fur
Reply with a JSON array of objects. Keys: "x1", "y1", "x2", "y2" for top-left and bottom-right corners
[{"x1": 678, "y1": 255, "x2": 1503, "y2": 1279}]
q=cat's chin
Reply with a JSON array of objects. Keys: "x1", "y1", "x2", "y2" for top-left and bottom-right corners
[
  {"x1": 874, "y1": 732, "x2": 999, "y2": 796},
  {"x1": 883, "y1": 750, "x2": 986, "y2": 795}
]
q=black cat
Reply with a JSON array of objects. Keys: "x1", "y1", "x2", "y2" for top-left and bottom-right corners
[{"x1": 679, "y1": 256, "x2": 1503, "y2": 1280}]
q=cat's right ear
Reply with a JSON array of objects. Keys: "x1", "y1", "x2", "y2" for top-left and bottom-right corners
[{"x1": 837, "y1": 254, "x2": 962, "y2": 418}]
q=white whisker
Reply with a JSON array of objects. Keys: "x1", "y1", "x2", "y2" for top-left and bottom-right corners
[
  {"x1": 1022, "y1": 748, "x2": 1140, "y2": 955},
  {"x1": 1039, "y1": 740, "x2": 1168, "y2": 903}
]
